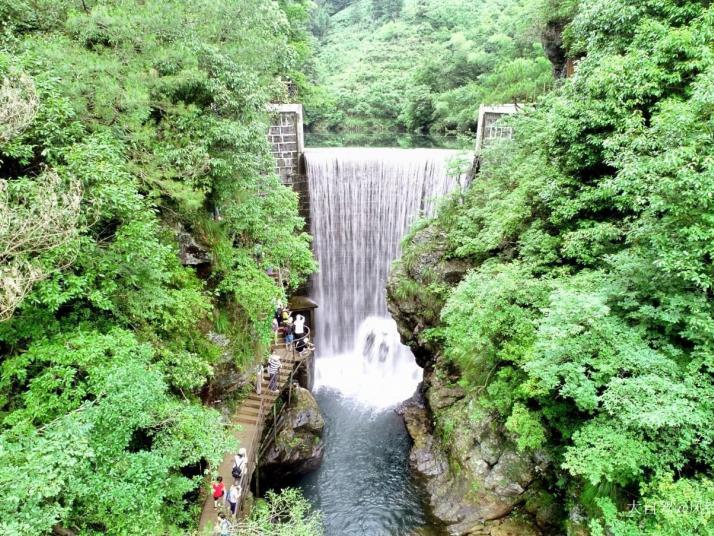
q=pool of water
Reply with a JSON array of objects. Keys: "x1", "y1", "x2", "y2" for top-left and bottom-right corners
[{"x1": 297, "y1": 387, "x2": 442, "y2": 536}]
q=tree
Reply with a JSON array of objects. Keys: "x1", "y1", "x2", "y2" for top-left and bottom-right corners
[
  {"x1": 234, "y1": 488, "x2": 323, "y2": 535},
  {"x1": 0, "y1": 171, "x2": 81, "y2": 321},
  {"x1": 0, "y1": 73, "x2": 38, "y2": 143},
  {"x1": 371, "y1": 0, "x2": 403, "y2": 22}
]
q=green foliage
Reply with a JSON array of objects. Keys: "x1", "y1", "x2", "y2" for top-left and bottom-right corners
[
  {"x1": 0, "y1": 329, "x2": 233, "y2": 536},
  {"x1": 241, "y1": 488, "x2": 323, "y2": 535},
  {"x1": 505, "y1": 402, "x2": 546, "y2": 452},
  {"x1": 396, "y1": 0, "x2": 714, "y2": 530},
  {"x1": 309, "y1": 0, "x2": 555, "y2": 133},
  {"x1": 0, "y1": 1, "x2": 315, "y2": 534}
]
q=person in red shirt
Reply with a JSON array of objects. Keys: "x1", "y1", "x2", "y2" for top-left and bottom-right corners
[{"x1": 212, "y1": 475, "x2": 225, "y2": 509}]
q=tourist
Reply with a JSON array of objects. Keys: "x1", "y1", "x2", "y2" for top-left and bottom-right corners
[
  {"x1": 281, "y1": 307, "x2": 291, "y2": 324},
  {"x1": 271, "y1": 317, "x2": 279, "y2": 344},
  {"x1": 294, "y1": 313, "x2": 306, "y2": 348},
  {"x1": 211, "y1": 476, "x2": 224, "y2": 509},
  {"x1": 284, "y1": 317, "x2": 294, "y2": 348},
  {"x1": 232, "y1": 447, "x2": 247, "y2": 485},
  {"x1": 226, "y1": 482, "x2": 240, "y2": 519},
  {"x1": 298, "y1": 336, "x2": 315, "y2": 357},
  {"x1": 215, "y1": 512, "x2": 233, "y2": 536},
  {"x1": 268, "y1": 353, "x2": 282, "y2": 392}
]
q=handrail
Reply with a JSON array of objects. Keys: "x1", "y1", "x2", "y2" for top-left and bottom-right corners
[
  {"x1": 239, "y1": 395, "x2": 265, "y2": 508},
  {"x1": 213, "y1": 325, "x2": 314, "y2": 525},
  {"x1": 257, "y1": 346, "x2": 312, "y2": 461}
]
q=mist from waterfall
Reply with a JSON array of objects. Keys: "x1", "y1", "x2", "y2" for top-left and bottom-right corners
[{"x1": 305, "y1": 147, "x2": 465, "y2": 408}]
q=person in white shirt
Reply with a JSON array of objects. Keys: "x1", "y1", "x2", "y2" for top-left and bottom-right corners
[
  {"x1": 294, "y1": 314, "x2": 305, "y2": 336},
  {"x1": 231, "y1": 447, "x2": 247, "y2": 485},
  {"x1": 225, "y1": 482, "x2": 240, "y2": 519}
]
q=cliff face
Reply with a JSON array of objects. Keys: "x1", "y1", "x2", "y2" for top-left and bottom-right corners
[{"x1": 387, "y1": 228, "x2": 560, "y2": 536}]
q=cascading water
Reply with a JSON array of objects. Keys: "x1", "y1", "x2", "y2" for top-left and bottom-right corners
[{"x1": 297, "y1": 148, "x2": 465, "y2": 535}]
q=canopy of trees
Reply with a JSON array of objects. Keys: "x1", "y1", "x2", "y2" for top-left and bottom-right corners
[
  {"x1": 307, "y1": 0, "x2": 555, "y2": 133},
  {"x1": 395, "y1": 0, "x2": 714, "y2": 532},
  {"x1": 0, "y1": 1, "x2": 315, "y2": 534}
]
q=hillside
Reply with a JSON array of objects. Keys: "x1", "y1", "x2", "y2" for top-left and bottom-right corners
[
  {"x1": 389, "y1": 0, "x2": 714, "y2": 533},
  {"x1": 307, "y1": 0, "x2": 555, "y2": 133},
  {"x1": 0, "y1": 1, "x2": 316, "y2": 534}
]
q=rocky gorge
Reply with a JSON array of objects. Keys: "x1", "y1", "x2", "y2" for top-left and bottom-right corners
[{"x1": 387, "y1": 227, "x2": 561, "y2": 536}]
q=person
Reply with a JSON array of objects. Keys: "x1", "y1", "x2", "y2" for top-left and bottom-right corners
[
  {"x1": 283, "y1": 318, "x2": 294, "y2": 349},
  {"x1": 297, "y1": 336, "x2": 315, "y2": 357},
  {"x1": 281, "y1": 307, "x2": 291, "y2": 324},
  {"x1": 215, "y1": 512, "x2": 232, "y2": 536},
  {"x1": 226, "y1": 482, "x2": 240, "y2": 519},
  {"x1": 211, "y1": 476, "x2": 224, "y2": 509},
  {"x1": 232, "y1": 448, "x2": 247, "y2": 485},
  {"x1": 271, "y1": 317, "x2": 279, "y2": 344},
  {"x1": 267, "y1": 353, "x2": 281, "y2": 392},
  {"x1": 294, "y1": 313, "x2": 306, "y2": 344}
]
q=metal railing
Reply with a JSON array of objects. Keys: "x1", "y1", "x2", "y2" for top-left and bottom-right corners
[
  {"x1": 256, "y1": 327, "x2": 314, "y2": 474},
  {"x1": 238, "y1": 326, "x2": 313, "y2": 507}
]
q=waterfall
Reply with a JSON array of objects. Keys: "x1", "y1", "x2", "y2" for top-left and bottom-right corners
[{"x1": 305, "y1": 148, "x2": 465, "y2": 408}]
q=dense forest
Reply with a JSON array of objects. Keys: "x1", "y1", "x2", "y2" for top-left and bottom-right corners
[
  {"x1": 0, "y1": 1, "x2": 316, "y2": 534},
  {"x1": 3, "y1": 0, "x2": 714, "y2": 534},
  {"x1": 306, "y1": 0, "x2": 557, "y2": 133},
  {"x1": 391, "y1": 0, "x2": 714, "y2": 534}
]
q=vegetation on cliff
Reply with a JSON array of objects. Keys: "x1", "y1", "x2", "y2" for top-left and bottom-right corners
[
  {"x1": 394, "y1": 0, "x2": 714, "y2": 533},
  {"x1": 0, "y1": 1, "x2": 315, "y2": 534},
  {"x1": 307, "y1": 0, "x2": 556, "y2": 133}
]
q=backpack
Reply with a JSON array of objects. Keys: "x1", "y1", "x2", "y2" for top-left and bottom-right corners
[{"x1": 232, "y1": 464, "x2": 242, "y2": 479}]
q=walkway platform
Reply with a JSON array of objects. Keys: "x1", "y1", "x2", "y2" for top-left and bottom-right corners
[{"x1": 198, "y1": 344, "x2": 304, "y2": 533}]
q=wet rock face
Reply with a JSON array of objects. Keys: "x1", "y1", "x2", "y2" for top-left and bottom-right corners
[
  {"x1": 259, "y1": 386, "x2": 324, "y2": 481},
  {"x1": 386, "y1": 226, "x2": 470, "y2": 369},
  {"x1": 402, "y1": 386, "x2": 556, "y2": 536}
]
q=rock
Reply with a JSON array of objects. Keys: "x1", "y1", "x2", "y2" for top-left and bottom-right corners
[
  {"x1": 427, "y1": 375, "x2": 466, "y2": 410},
  {"x1": 490, "y1": 518, "x2": 542, "y2": 536},
  {"x1": 403, "y1": 400, "x2": 448, "y2": 479},
  {"x1": 176, "y1": 224, "x2": 211, "y2": 265},
  {"x1": 388, "y1": 212, "x2": 560, "y2": 535},
  {"x1": 401, "y1": 387, "x2": 552, "y2": 536},
  {"x1": 541, "y1": 20, "x2": 568, "y2": 79},
  {"x1": 259, "y1": 385, "x2": 324, "y2": 481},
  {"x1": 386, "y1": 225, "x2": 470, "y2": 369}
]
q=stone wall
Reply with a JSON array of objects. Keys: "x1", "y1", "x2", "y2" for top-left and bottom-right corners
[{"x1": 267, "y1": 104, "x2": 310, "y2": 228}]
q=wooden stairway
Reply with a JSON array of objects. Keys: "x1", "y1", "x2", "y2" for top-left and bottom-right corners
[{"x1": 197, "y1": 343, "x2": 302, "y2": 533}]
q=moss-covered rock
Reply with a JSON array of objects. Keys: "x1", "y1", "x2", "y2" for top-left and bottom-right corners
[{"x1": 259, "y1": 385, "x2": 325, "y2": 482}]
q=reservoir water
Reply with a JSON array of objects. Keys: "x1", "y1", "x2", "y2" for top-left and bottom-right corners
[{"x1": 299, "y1": 148, "x2": 466, "y2": 535}]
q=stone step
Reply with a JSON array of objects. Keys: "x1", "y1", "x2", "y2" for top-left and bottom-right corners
[{"x1": 235, "y1": 417, "x2": 258, "y2": 425}]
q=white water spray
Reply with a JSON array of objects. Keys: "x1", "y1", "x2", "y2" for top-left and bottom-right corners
[{"x1": 305, "y1": 148, "x2": 466, "y2": 409}]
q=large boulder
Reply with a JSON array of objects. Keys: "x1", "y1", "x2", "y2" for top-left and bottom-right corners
[
  {"x1": 399, "y1": 370, "x2": 560, "y2": 536},
  {"x1": 259, "y1": 385, "x2": 324, "y2": 481}
]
